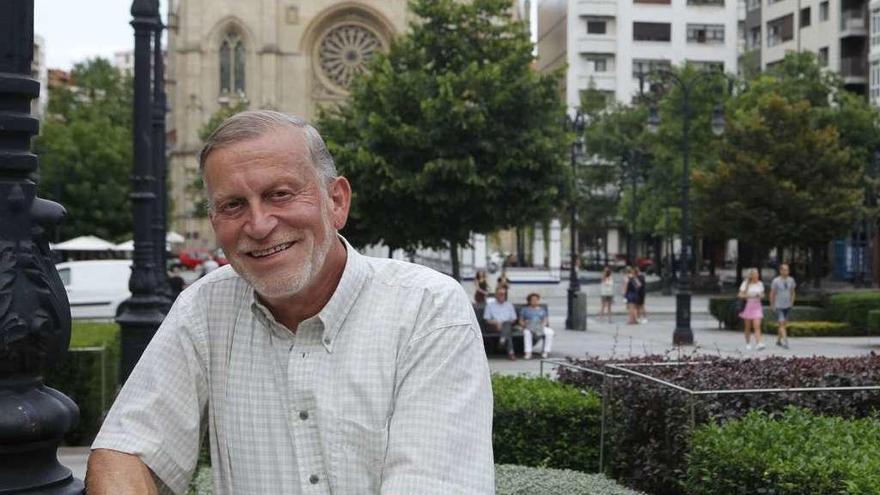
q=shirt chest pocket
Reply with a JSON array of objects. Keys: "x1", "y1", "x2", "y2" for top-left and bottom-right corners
[{"x1": 329, "y1": 415, "x2": 389, "y2": 493}]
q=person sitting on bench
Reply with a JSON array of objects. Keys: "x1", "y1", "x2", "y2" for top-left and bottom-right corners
[
  {"x1": 484, "y1": 287, "x2": 517, "y2": 360},
  {"x1": 519, "y1": 293, "x2": 554, "y2": 359}
]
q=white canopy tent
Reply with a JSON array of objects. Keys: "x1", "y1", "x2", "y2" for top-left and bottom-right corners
[
  {"x1": 51, "y1": 235, "x2": 117, "y2": 251},
  {"x1": 114, "y1": 232, "x2": 186, "y2": 252}
]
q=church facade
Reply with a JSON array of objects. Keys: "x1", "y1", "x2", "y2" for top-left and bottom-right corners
[{"x1": 166, "y1": 0, "x2": 411, "y2": 246}]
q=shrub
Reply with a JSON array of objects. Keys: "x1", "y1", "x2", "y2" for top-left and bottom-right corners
[
  {"x1": 492, "y1": 375, "x2": 601, "y2": 472},
  {"x1": 557, "y1": 354, "x2": 880, "y2": 495},
  {"x1": 186, "y1": 465, "x2": 646, "y2": 495},
  {"x1": 495, "y1": 465, "x2": 646, "y2": 495},
  {"x1": 45, "y1": 322, "x2": 120, "y2": 445},
  {"x1": 870, "y1": 309, "x2": 880, "y2": 335},
  {"x1": 709, "y1": 297, "x2": 827, "y2": 329},
  {"x1": 764, "y1": 320, "x2": 853, "y2": 336},
  {"x1": 827, "y1": 291, "x2": 880, "y2": 331},
  {"x1": 685, "y1": 407, "x2": 880, "y2": 495}
]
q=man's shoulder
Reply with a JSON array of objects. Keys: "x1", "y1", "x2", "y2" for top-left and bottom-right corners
[
  {"x1": 178, "y1": 264, "x2": 248, "y2": 305},
  {"x1": 360, "y1": 254, "x2": 462, "y2": 295}
]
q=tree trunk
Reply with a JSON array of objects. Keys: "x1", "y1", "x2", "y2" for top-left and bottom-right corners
[
  {"x1": 450, "y1": 241, "x2": 461, "y2": 281},
  {"x1": 811, "y1": 245, "x2": 821, "y2": 288},
  {"x1": 516, "y1": 227, "x2": 525, "y2": 267}
]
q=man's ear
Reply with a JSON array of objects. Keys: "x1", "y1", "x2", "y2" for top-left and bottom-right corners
[{"x1": 327, "y1": 176, "x2": 352, "y2": 230}]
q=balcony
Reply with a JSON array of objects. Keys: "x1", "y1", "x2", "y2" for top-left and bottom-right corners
[
  {"x1": 840, "y1": 56, "x2": 867, "y2": 84},
  {"x1": 577, "y1": 36, "x2": 617, "y2": 53},
  {"x1": 576, "y1": 0, "x2": 616, "y2": 17},
  {"x1": 840, "y1": 9, "x2": 867, "y2": 37}
]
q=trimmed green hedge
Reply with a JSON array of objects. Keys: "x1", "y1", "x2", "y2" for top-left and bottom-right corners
[
  {"x1": 709, "y1": 296, "x2": 826, "y2": 330},
  {"x1": 827, "y1": 291, "x2": 880, "y2": 331},
  {"x1": 869, "y1": 309, "x2": 880, "y2": 335},
  {"x1": 45, "y1": 322, "x2": 120, "y2": 445},
  {"x1": 187, "y1": 465, "x2": 646, "y2": 495},
  {"x1": 685, "y1": 407, "x2": 880, "y2": 495},
  {"x1": 764, "y1": 320, "x2": 854, "y2": 337},
  {"x1": 493, "y1": 375, "x2": 601, "y2": 472}
]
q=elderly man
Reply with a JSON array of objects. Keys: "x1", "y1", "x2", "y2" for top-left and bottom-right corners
[
  {"x1": 483, "y1": 287, "x2": 517, "y2": 360},
  {"x1": 86, "y1": 111, "x2": 495, "y2": 494}
]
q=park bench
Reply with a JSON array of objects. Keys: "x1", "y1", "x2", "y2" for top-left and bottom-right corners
[{"x1": 472, "y1": 302, "x2": 550, "y2": 355}]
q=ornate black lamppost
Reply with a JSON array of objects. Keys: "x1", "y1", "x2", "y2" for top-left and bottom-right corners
[
  {"x1": 566, "y1": 111, "x2": 586, "y2": 330},
  {"x1": 645, "y1": 70, "x2": 726, "y2": 345},
  {"x1": 116, "y1": 0, "x2": 166, "y2": 382},
  {"x1": 151, "y1": 14, "x2": 170, "y2": 305},
  {"x1": 0, "y1": 1, "x2": 83, "y2": 492}
]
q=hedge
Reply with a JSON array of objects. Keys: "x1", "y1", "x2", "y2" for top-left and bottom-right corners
[
  {"x1": 708, "y1": 297, "x2": 826, "y2": 330},
  {"x1": 827, "y1": 291, "x2": 880, "y2": 331},
  {"x1": 557, "y1": 354, "x2": 880, "y2": 495},
  {"x1": 187, "y1": 465, "x2": 646, "y2": 495},
  {"x1": 492, "y1": 375, "x2": 601, "y2": 472},
  {"x1": 685, "y1": 407, "x2": 880, "y2": 495},
  {"x1": 45, "y1": 322, "x2": 120, "y2": 446},
  {"x1": 764, "y1": 320, "x2": 853, "y2": 337},
  {"x1": 869, "y1": 309, "x2": 880, "y2": 335}
]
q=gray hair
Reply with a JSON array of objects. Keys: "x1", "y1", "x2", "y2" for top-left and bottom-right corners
[{"x1": 198, "y1": 110, "x2": 337, "y2": 182}]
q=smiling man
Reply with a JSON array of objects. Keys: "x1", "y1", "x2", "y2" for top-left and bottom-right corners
[{"x1": 85, "y1": 111, "x2": 495, "y2": 494}]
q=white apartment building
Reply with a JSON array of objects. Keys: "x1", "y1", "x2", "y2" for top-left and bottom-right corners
[
  {"x1": 751, "y1": 0, "x2": 867, "y2": 95},
  {"x1": 869, "y1": 0, "x2": 880, "y2": 104},
  {"x1": 32, "y1": 34, "x2": 48, "y2": 118},
  {"x1": 565, "y1": 0, "x2": 740, "y2": 109}
]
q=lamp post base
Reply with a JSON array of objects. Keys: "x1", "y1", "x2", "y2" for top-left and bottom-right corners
[{"x1": 673, "y1": 291, "x2": 694, "y2": 345}]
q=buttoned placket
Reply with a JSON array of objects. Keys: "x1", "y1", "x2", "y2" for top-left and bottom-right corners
[{"x1": 288, "y1": 318, "x2": 330, "y2": 494}]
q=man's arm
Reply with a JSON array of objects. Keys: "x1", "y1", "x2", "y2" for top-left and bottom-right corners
[
  {"x1": 770, "y1": 285, "x2": 777, "y2": 307},
  {"x1": 382, "y1": 291, "x2": 494, "y2": 494},
  {"x1": 86, "y1": 449, "x2": 159, "y2": 495}
]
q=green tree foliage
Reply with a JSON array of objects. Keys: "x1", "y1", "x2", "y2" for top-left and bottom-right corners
[
  {"x1": 693, "y1": 93, "x2": 861, "y2": 262},
  {"x1": 318, "y1": 0, "x2": 569, "y2": 279},
  {"x1": 35, "y1": 58, "x2": 133, "y2": 242}
]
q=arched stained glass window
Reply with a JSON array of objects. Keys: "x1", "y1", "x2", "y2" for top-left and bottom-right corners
[{"x1": 219, "y1": 31, "x2": 245, "y2": 95}]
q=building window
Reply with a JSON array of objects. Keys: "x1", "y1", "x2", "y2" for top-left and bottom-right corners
[
  {"x1": 689, "y1": 60, "x2": 725, "y2": 72},
  {"x1": 767, "y1": 14, "x2": 794, "y2": 47},
  {"x1": 633, "y1": 22, "x2": 672, "y2": 42},
  {"x1": 747, "y1": 0, "x2": 761, "y2": 10},
  {"x1": 635, "y1": 0, "x2": 672, "y2": 4},
  {"x1": 818, "y1": 46, "x2": 829, "y2": 66},
  {"x1": 871, "y1": 60, "x2": 880, "y2": 103},
  {"x1": 687, "y1": 24, "x2": 725, "y2": 43},
  {"x1": 688, "y1": 0, "x2": 724, "y2": 5},
  {"x1": 820, "y1": 1, "x2": 829, "y2": 21},
  {"x1": 317, "y1": 23, "x2": 382, "y2": 90},
  {"x1": 632, "y1": 58, "x2": 672, "y2": 78},
  {"x1": 591, "y1": 57, "x2": 608, "y2": 72},
  {"x1": 587, "y1": 19, "x2": 607, "y2": 34},
  {"x1": 801, "y1": 7, "x2": 811, "y2": 27},
  {"x1": 747, "y1": 26, "x2": 761, "y2": 49},
  {"x1": 219, "y1": 32, "x2": 245, "y2": 95},
  {"x1": 872, "y1": 8, "x2": 880, "y2": 45}
]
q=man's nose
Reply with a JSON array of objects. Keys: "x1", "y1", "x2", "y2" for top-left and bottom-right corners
[{"x1": 243, "y1": 204, "x2": 277, "y2": 239}]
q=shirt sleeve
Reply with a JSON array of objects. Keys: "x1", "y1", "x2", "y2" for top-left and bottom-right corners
[
  {"x1": 382, "y1": 289, "x2": 495, "y2": 494},
  {"x1": 91, "y1": 295, "x2": 209, "y2": 495}
]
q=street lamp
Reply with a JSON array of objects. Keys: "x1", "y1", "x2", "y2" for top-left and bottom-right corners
[
  {"x1": 643, "y1": 69, "x2": 729, "y2": 345},
  {"x1": 566, "y1": 111, "x2": 586, "y2": 330}
]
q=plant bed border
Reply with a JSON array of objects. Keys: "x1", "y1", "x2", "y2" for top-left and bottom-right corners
[{"x1": 550, "y1": 358, "x2": 880, "y2": 476}]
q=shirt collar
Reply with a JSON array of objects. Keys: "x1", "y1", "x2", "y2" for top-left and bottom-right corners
[{"x1": 246, "y1": 236, "x2": 368, "y2": 350}]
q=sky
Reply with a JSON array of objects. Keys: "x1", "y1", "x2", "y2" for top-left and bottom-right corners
[{"x1": 35, "y1": 0, "x2": 168, "y2": 71}]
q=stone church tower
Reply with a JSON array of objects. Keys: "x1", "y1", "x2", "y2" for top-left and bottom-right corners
[{"x1": 165, "y1": 1, "x2": 410, "y2": 246}]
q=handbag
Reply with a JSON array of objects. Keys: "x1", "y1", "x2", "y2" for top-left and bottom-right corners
[{"x1": 736, "y1": 298, "x2": 746, "y2": 314}]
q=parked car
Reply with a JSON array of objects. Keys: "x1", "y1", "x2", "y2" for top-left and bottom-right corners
[{"x1": 55, "y1": 259, "x2": 132, "y2": 320}]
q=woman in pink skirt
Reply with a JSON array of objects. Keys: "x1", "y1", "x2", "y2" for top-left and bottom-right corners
[{"x1": 738, "y1": 268, "x2": 765, "y2": 350}]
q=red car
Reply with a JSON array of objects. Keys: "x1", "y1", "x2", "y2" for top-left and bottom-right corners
[{"x1": 178, "y1": 248, "x2": 212, "y2": 269}]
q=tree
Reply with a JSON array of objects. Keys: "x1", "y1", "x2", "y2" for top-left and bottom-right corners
[
  {"x1": 318, "y1": 0, "x2": 569, "y2": 279},
  {"x1": 693, "y1": 93, "x2": 861, "y2": 271},
  {"x1": 35, "y1": 58, "x2": 133, "y2": 242}
]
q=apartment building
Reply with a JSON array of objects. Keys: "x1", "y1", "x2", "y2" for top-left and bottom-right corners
[
  {"x1": 869, "y1": 0, "x2": 880, "y2": 103},
  {"x1": 563, "y1": 0, "x2": 739, "y2": 109},
  {"x1": 746, "y1": 0, "x2": 868, "y2": 96}
]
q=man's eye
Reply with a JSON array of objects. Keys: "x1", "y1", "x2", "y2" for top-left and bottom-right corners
[
  {"x1": 218, "y1": 200, "x2": 243, "y2": 213},
  {"x1": 269, "y1": 191, "x2": 293, "y2": 201}
]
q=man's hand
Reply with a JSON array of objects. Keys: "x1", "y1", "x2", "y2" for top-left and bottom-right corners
[{"x1": 86, "y1": 449, "x2": 159, "y2": 495}]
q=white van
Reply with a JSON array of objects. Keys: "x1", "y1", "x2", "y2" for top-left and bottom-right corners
[{"x1": 55, "y1": 260, "x2": 132, "y2": 320}]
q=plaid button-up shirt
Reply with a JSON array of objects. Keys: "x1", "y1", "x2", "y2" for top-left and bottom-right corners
[{"x1": 92, "y1": 240, "x2": 495, "y2": 494}]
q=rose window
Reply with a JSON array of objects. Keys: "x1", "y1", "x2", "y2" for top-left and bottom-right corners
[{"x1": 318, "y1": 24, "x2": 381, "y2": 90}]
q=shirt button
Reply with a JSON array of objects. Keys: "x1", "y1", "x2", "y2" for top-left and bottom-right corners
[
  {"x1": 323, "y1": 337, "x2": 331, "y2": 345},
  {"x1": 309, "y1": 474, "x2": 319, "y2": 484},
  {"x1": 299, "y1": 410, "x2": 309, "y2": 420}
]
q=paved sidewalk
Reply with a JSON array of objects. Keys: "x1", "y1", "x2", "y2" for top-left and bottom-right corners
[{"x1": 466, "y1": 278, "x2": 880, "y2": 375}]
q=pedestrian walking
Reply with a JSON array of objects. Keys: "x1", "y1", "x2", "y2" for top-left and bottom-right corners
[
  {"x1": 738, "y1": 267, "x2": 765, "y2": 350},
  {"x1": 474, "y1": 270, "x2": 490, "y2": 304},
  {"x1": 635, "y1": 266, "x2": 648, "y2": 323},
  {"x1": 599, "y1": 266, "x2": 614, "y2": 323},
  {"x1": 624, "y1": 267, "x2": 641, "y2": 325},
  {"x1": 770, "y1": 263, "x2": 796, "y2": 349}
]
